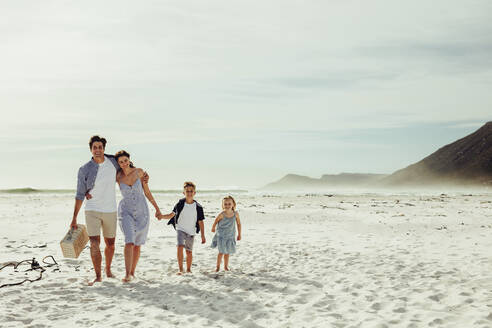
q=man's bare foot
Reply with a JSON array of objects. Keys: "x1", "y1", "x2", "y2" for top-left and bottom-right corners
[
  {"x1": 88, "y1": 277, "x2": 102, "y2": 286},
  {"x1": 122, "y1": 275, "x2": 133, "y2": 283}
]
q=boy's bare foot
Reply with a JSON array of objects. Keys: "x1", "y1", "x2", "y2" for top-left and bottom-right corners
[
  {"x1": 122, "y1": 275, "x2": 133, "y2": 283},
  {"x1": 88, "y1": 277, "x2": 102, "y2": 286}
]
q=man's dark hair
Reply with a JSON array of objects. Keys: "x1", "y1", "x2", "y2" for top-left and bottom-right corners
[{"x1": 89, "y1": 135, "x2": 107, "y2": 149}]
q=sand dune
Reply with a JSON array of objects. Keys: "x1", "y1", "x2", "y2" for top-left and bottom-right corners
[{"x1": 1, "y1": 191, "x2": 492, "y2": 327}]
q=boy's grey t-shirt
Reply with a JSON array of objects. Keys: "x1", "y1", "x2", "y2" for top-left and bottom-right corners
[{"x1": 177, "y1": 202, "x2": 197, "y2": 235}]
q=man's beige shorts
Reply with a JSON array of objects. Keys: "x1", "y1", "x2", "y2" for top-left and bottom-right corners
[{"x1": 85, "y1": 211, "x2": 117, "y2": 238}]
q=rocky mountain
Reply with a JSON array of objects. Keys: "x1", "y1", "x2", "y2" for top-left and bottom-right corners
[
  {"x1": 263, "y1": 173, "x2": 388, "y2": 190},
  {"x1": 382, "y1": 122, "x2": 492, "y2": 186},
  {"x1": 263, "y1": 122, "x2": 492, "y2": 189}
]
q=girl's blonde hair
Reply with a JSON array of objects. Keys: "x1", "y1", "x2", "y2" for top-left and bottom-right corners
[{"x1": 222, "y1": 195, "x2": 236, "y2": 211}]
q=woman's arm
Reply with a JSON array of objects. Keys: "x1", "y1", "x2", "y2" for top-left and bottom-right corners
[
  {"x1": 235, "y1": 211, "x2": 241, "y2": 241},
  {"x1": 138, "y1": 168, "x2": 161, "y2": 216},
  {"x1": 211, "y1": 213, "x2": 224, "y2": 232}
]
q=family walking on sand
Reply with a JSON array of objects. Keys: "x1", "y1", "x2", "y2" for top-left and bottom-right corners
[{"x1": 69, "y1": 135, "x2": 242, "y2": 285}]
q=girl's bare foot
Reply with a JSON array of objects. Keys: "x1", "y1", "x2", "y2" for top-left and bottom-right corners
[
  {"x1": 88, "y1": 277, "x2": 102, "y2": 286},
  {"x1": 122, "y1": 275, "x2": 133, "y2": 283}
]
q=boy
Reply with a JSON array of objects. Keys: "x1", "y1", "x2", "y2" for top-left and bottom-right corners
[{"x1": 159, "y1": 182, "x2": 206, "y2": 274}]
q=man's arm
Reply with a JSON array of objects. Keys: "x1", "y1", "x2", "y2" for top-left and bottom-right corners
[
  {"x1": 70, "y1": 199, "x2": 83, "y2": 229},
  {"x1": 72, "y1": 167, "x2": 86, "y2": 229}
]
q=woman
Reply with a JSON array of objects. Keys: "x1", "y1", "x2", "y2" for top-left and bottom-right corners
[{"x1": 115, "y1": 150, "x2": 161, "y2": 282}]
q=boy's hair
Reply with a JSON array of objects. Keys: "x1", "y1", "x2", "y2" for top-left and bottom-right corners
[
  {"x1": 222, "y1": 195, "x2": 236, "y2": 211},
  {"x1": 183, "y1": 181, "x2": 196, "y2": 191},
  {"x1": 89, "y1": 135, "x2": 107, "y2": 149}
]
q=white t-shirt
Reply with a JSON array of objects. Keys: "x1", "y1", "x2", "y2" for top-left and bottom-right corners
[
  {"x1": 85, "y1": 156, "x2": 117, "y2": 213},
  {"x1": 177, "y1": 202, "x2": 197, "y2": 235}
]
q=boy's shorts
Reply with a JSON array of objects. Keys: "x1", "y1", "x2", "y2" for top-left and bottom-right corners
[
  {"x1": 85, "y1": 211, "x2": 117, "y2": 238},
  {"x1": 177, "y1": 230, "x2": 194, "y2": 252}
]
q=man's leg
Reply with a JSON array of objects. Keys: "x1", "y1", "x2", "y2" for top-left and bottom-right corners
[
  {"x1": 130, "y1": 245, "x2": 141, "y2": 276},
  {"x1": 186, "y1": 250, "x2": 193, "y2": 273},
  {"x1": 86, "y1": 211, "x2": 103, "y2": 285},
  {"x1": 89, "y1": 236, "x2": 102, "y2": 286},
  {"x1": 101, "y1": 212, "x2": 117, "y2": 278},
  {"x1": 104, "y1": 237, "x2": 115, "y2": 277},
  {"x1": 177, "y1": 246, "x2": 184, "y2": 274}
]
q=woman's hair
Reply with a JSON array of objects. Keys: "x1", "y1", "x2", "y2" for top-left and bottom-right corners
[
  {"x1": 89, "y1": 135, "x2": 107, "y2": 149},
  {"x1": 114, "y1": 150, "x2": 135, "y2": 169},
  {"x1": 222, "y1": 195, "x2": 236, "y2": 211}
]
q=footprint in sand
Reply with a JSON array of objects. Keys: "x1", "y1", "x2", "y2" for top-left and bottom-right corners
[
  {"x1": 371, "y1": 302, "x2": 383, "y2": 311},
  {"x1": 428, "y1": 318, "x2": 444, "y2": 326},
  {"x1": 393, "y1": 307, "x2": 406, "y2": 313}
]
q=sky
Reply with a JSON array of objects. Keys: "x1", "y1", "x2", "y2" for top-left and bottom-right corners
[{"x1": 1, "y1": 0, "x2": 491, "y2": 190}]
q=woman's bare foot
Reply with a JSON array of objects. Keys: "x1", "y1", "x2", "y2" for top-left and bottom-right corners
[
  {"x1": 88, "y1": 277, "x2": 102, "y2": 286},
  {"x1": 122, "y1": 275, "x2": 133, "y2": 283}
]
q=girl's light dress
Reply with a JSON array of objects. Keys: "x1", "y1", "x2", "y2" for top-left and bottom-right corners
[{"x1": 211, "y1": 212, "x2": 237, "y2": 254}]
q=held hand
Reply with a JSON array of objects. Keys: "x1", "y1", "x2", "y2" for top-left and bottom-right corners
[
  {"x1": 237, "y1": 235, "x2": 241, "y2": 241},
  {"x1": 155, "y1": 210, "x2": 162, "y2": 219},
  {"x1": 143, "y1": 171, "x2": 149, "y2": 184},
  {"x1": 85, "y1": 192, "x2": 92, "y2": 200},
  {"x1": 211, "y1": 227, "x2": 216, "y2": 233},
  {"x1": 70, "y1": 220, "x2": 78, "y2": 230},
  {"x1": 201, "y1": 236, "x2": 206, "y2": 244}
]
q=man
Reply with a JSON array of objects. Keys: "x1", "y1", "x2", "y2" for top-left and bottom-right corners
[{"x1": 69, "y1": 135, "x2": 148, "y2": 285}]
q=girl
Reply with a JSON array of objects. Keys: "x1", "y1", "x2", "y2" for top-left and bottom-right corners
[{"x1": 211, "y1": 196, "x2": 242, "y2": 272}]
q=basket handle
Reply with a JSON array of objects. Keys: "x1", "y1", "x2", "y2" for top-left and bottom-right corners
[{"x1": 66, "y1": 227, "x2": 75, "y2": 241}]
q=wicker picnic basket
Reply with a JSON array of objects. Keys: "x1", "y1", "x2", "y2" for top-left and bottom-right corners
[{"x1": 60, "y1": 224, "x2": 89, "y2": 259}]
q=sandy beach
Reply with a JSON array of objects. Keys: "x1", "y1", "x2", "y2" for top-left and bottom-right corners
[{"x1": 1, "y1": 190, "x2": 492, "y2": 327}]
